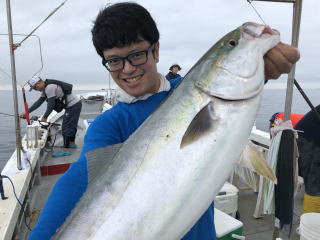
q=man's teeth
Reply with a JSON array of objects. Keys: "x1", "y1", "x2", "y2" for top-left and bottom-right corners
[{"x1": 126, "y1": 77, "x2": 139, "y2": 83}]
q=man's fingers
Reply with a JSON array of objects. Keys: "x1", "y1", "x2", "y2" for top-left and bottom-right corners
[
  {"x1": 265, "y1": 48, "x2": 291, "y2": 74},
  {"x1": 264, "y1": 56, "x2": 281, "y2": 80},
  {"x1": 276, "y1": 42, "x2": 300, "y2": 63},
  {"x1": 264, "y1": 42, "x2": 300, "y2": 80}
]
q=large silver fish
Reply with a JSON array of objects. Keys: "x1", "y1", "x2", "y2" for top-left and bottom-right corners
[{"x1": 53, "y1": 22, "x2": 279, "y2": 239}]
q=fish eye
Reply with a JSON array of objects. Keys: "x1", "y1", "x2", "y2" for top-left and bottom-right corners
[{"x1": 228, "y1": 39, "x2": 237, "y2": 47}]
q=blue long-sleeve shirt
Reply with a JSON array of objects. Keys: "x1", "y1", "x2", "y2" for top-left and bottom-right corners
[{"x1": 28, "y1": 78, "x2": 215, "y2": 240}]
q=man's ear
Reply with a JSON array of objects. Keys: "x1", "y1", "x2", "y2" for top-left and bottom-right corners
[{"x1": 154, "y1": 42, "x2": 160, "y2": 63}]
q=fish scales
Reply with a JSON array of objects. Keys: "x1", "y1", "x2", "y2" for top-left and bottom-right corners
[{"x1": 53, "y1": 22, "x2": 280, "y2": 239}]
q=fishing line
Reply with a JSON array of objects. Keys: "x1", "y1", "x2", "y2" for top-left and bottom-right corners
[
  {"x1": 0, "y1": 67, "x2": 12, "y2": 79},
  {"x1": 294, "y1": 79, "x2": 320, "y2": 123},
  {"x1": 0, "y1": 67, "x2": 24, "y2": 88},
  {"x1": 1, "y1": 175, "x2": 32, "y2": 231},
  {"x1": 246, "y1": 0, "x2": 267, "y2": 25},
  {"x1": 0, "y1": 112, "x2": 16, "y2": 117},
  {"x1": 13, "y1": 0, "x2": 69, "y2": 50}
]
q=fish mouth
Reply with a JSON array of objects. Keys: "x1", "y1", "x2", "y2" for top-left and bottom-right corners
[
  {"x1": 242, "y1": 22, "x2": 279, "y2": 39},
  {"x1": 202, "y1": 22, "x2": 279, "y2": 101}
]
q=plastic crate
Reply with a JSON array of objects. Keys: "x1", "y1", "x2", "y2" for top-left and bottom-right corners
[{"x1": 214, "y1": 182, "x2": 239, "y2": 218}]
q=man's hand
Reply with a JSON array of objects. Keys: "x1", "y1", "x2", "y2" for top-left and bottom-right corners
[
  {"x1": 19, "y1": 112, "x2": 26, "y2": 119},
  {"x1": 264, "y1": 42, "x2": 300, "y2": 80}
]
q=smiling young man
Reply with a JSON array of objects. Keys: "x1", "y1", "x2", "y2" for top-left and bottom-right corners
[
  {"x1": 103, "y1": 42, "x2": 160, "y2": 96},
  {"x1": 28, "y1": 2, "x2": 299, "y2": 240}
]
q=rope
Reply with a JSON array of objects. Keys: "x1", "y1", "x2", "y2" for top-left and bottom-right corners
[{"x1": 1, "y1": 175, "x2": 32, "y2": 231}]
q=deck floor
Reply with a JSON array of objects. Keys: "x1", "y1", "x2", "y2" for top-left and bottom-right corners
[
  {"x1": 27, "y1": 122, "x2": 86, "y2": 231},
  {"x1": 237, "y1": 182, "x2": 304, "y2": 240},
  {"x1": 42, "y1": 122, "x2": 86, "y2": 167}
]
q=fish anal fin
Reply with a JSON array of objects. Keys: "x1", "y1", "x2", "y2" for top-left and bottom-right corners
[
  {"x1": 180, "y1": 101, "x2": 218, "y2": 149},
  {"x1": 247, "y1": 141, "x2": 277, "y2": 183}
]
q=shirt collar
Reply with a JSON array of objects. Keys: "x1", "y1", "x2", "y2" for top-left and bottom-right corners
[{"x1": 115, "y1": 73, "x2": 171, "y2": 104}]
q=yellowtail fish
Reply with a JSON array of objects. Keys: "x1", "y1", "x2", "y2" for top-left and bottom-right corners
[{"x1": 54, "y1": 22, "x2": 280, "y2": 239}]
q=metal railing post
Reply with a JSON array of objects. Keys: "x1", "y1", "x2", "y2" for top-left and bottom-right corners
[{"x1": 5, "y1": 0, "x2": 23, "y2": 170}]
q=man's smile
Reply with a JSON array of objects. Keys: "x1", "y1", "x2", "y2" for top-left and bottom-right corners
[{"x1": 123, "y1": 74, "x2": 143, "y2": 84}]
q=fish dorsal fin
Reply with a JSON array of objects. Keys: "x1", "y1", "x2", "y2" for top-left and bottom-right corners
[
  {"x1": 180, "y1": 101, "x2": 219, "y2": 148},
  {"x1": 86, "y1": 143, "x2": 123, "y2": 185}
]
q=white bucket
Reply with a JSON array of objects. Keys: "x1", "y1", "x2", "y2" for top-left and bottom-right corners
[{"x1": 299, "y1": 213, "x2": 320, "y2": 240}]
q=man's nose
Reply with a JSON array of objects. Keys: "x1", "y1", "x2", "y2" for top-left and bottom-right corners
[{"x1": 122, "y1": 59, "x2": 136, "y2": 73}]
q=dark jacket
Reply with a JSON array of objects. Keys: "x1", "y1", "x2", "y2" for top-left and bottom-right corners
[{"x1": 165, "y1": 72, "x2": 181, "y2": 81}]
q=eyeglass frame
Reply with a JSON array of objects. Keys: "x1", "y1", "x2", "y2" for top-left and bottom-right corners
[{"x1": 102, "y1": 44, "x2": 155, "y2": 72}]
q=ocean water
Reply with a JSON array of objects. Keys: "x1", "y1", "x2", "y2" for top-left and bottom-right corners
[{"x1": 1, "y1": 88, "x2": 320, "y2": 171}]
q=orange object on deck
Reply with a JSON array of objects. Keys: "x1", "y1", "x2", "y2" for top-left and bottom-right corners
[{"x1": 274, "y1": 113, "x2": 304, "y2": 127}]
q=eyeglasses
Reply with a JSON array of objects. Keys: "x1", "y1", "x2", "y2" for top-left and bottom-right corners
[{"x1": 102, "y1": 44, "x2": 155, "y2": 72}]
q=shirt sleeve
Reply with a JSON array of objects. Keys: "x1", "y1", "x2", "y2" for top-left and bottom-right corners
[
  {"x1": 28, "y1": 96, "x2": 46, "y2": 113},
  {"x1": 28, "y1": 154, "x2": 88, "y2": 240},
  {"x1": 45, "y1": 84, "x2": 58, "y2": 99},
  {"x1": 28, "y1": 110, "x2": 121, "y2": 240},
  {"x1": 43, "y1": 97, "x2": 55, "y2": 118}
]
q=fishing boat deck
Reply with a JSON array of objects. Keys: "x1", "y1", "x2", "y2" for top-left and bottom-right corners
[
  {"x1": 41, "y1": 123, "x2": 86, "y2": 167},
  {"x1": 237, "y1": 180, "x2": 303, "y2": 240},
  {"x1": 28, "y1": 118, "x2": 87, "y2": 219},
  {"x1": 0, "y1": 115, "x2": 91, "y2": 240}
]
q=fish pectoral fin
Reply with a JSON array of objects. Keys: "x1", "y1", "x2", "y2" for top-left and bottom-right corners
[
  {"x1": 86, "y1": 143, "x2": 123, "y2": 185},
  {"x1": 180, "y1": 101, "x2": 218, "y2": 148}
]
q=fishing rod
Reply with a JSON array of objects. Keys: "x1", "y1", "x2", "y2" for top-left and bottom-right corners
[{"x1": 21, "y1": 87, "x2": 30, "y2": 125}]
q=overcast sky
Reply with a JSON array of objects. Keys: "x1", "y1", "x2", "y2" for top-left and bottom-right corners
[{"x1": 0, "y1": 0, "x2": 319, "y2": 90}]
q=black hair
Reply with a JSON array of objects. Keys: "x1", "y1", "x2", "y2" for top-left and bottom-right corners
[
  {"x1": 169, "y1": 64, "x2": 181, "y2": 71},
  {"x1": 91, "y1": 2, "x2": 160, "y2": 58}
]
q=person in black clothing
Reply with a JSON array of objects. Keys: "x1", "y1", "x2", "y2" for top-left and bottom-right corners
[
  {"x1": 294, "y1": 105, "x2": 320, "y2": 213},
  {"x1": 20, "y1": 75, "x2": 82, "y2": 158},
  {"x1": 165, "y1": 64, "x2": 182, "y2": 80}
]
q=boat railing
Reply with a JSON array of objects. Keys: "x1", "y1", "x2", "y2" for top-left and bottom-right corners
[
  {"x1": 105, "y1": 88, "x2": 117, "y2": 106},
  {"x1": 26, "y1": 125, "x2": 39, "y2": 149}
]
